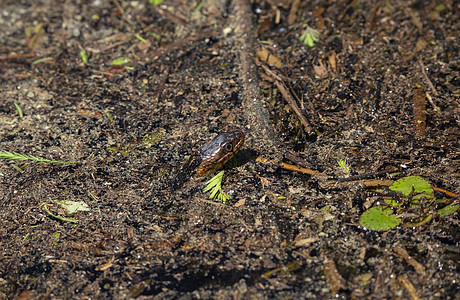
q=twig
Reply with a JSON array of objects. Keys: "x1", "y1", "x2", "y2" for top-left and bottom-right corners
[
  {"x1": 432, "y1": 186, "x2": 459, "y2": 198},
  {"x1": 261, "y1": 65, "x2": 320, "y2": 124},
  {"x1": 418, "y1": 58, "x2": 439, "y2": 96},
  {"x1": 398, "y1": 276, "x2": 421, "y2": 300},
  {"x1": 157, "y1": 7, "x2": 187, "y2": 26},
  {"x1": 425, "y1": 91, "x2": 440, "y2": 112},
  {"x1": 393, "y1": 246, "x2": 426, "y2": 276},
  {"x1": 274, "y1": 80, "x2": 314, "y2": 135},
  {"x1": 284, "y1": 152, "x2": 314, "y2": 168},
  {"x1": 280, "y1": 162, "x2": 323, "y2": 175},
  {"x1": 256, "y1": 156, "x2": 324, "y2": 176}
]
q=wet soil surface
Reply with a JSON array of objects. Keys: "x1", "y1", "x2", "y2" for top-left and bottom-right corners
[{"x1": 0, "y1": 0, "x2": 459, "y2": 299}]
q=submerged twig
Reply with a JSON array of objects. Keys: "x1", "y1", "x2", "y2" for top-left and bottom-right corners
[
  {"x1": 418, "y1": 58, "x2": 439, "y2": 96},
  {"x1": 274, "y1": 80, "x2": 314, "y2": 135}
]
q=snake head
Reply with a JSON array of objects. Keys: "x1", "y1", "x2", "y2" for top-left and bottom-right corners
[{"x1": 194, "y1": 131, "x2": 245, "y2": 176}]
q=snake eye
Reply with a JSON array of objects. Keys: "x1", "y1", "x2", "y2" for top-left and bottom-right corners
[{"x1": 223, "y1": 142, "x2": 233, "y2": 152}]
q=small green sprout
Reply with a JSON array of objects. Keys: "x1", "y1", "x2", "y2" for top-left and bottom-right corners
[
  {"x1": 337, "y1": 159, "x2": 350, "y2": 174},
  {"x1": 105, "y1": 111, "x2": 114, "y2": 122},
  {"x1": 134, "y1": 34, "x2": 147, "y2": 43},
  {"x1": 299, "y1": 25, "x2": 320, "y2": 47},
  {"x1": 32, "y1": 57, "x2": 53, "y2": 65},
  {"x1": 203, "y1": 171, "x2": 232, "y2": 202},
  {"x1": 14, "y1": 102, "x2": 23, "y2": 118},
  {"x1": 0, "y1": 150, "x2": 76, "y2": 164},
  {"x1": 22, "y1": 233, "x2": 30, "y2": 242},
  {"x1": 110, "y1": 56, "x2": 130, "y2": 66},
  {"x1": 53, "y1": 232, "x2": 61, "y2": 247},
  {"x1": 80, "y1": 49, "x2": 88, "y2": 64},
  {"x1": 193, "y1": 1, "x2": 205, "y2": 13},
  {"x1": 88, "y1": 192, "x2": 100, "y2": 202},
  {"x1": 152, "y1": 32, "x2": 161, "y2": 40}
]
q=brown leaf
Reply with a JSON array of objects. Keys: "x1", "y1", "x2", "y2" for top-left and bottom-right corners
[
  {"x1": 313, "y1": 60, "x2": 328, "y2": 78},
  {"x1": 256, "y1": 48, "x2": 283, "y2": 69},
  {"x1": 324, "y1": 256, "x2": 345, "y2": 294}
]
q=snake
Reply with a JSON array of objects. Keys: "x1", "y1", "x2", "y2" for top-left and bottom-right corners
[
  {"x1": 172, "y1": 131, "x2": 245, "y2": 188},
  {"x1": 192, "y1": 131, "x2": 245, "y2": 176}
]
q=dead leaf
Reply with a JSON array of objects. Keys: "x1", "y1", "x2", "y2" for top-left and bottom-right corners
[
  {"x1": 256, "y1": 48, "x2": 283, "y2": 69},
  {"x1": 96, "y1": 257, "x2": 116, "y2": 271},
  {"x1": 415, "y1": 38, "x2": 428, "y2": 54},
  {"x1": 137, "y1": 39, "x2": 151, "y2": 51},
  {"x1": 25, "y1": 23, "x2": 47, "y2": 49},
  {"x1": 328, "y1": 52, "x2": 337, "y2": 73},
  {"x1": 294, "y1": 236, "x2": 319, "y2": 247},
  {"x1": 313, "y1": 60, "x2": 328, "y2": 78},
  {"x1": 234, "y1": 198, "x2": 246, "y2": 207}
]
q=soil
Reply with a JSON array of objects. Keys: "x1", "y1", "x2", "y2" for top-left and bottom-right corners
[{"x1": 0, "y1": 0, "x2": 459, "y2": 299}]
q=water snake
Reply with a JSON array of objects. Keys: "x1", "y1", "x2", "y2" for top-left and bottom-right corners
[{"x1": 172, "y1": 131, "x2": 245, "y2": 188}]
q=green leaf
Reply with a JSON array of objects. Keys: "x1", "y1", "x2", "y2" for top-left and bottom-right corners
[
  {"x1": 437, "y1": 202, "x2": 460, "y2": 216},
  {"x1": 80, "y1": 49, "x2": 88, "y2": 64},
  {"x1": 389, "y1": 176, "x2": 433, "y2": 200},
  {"x1": 359, "y1": 206, "x2": 401, "y2": 231},
  {"x1": 110, "y1": 56, "x2": 130, "y2": 66},
  {"x1": 384, "y1": 199, "x2": 399, "y2": 208},
  {"x1": 140, "y1": 131, "x2": 164, "y2": 148},
  {"x1": 405, "y1": 215, "x2": 432, "y2": 228},
  {"x1": 55, "y1": 200, "x2": 90, "y2": 214},
  {"x1": 149, "y1": 0, "x2": 164, "y2": 5}
]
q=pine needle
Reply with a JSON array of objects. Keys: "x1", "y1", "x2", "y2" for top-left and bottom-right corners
[
  {"x1": 0, "y1": 150, "x2": 76, "y2": 164},
  {"x1": 203, "y1": 171, "x2": 232, "y2": 203}
]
